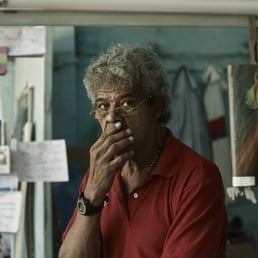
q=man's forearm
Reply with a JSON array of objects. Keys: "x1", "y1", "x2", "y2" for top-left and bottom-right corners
[{"x1": 58, "y1": 213, "x2": 102, "y2": 258}]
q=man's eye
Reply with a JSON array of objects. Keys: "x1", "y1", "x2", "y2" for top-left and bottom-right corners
[
  {"x1": 122, "y1": 100, "x2": 136, "y2": 108},
  {"x1": 97, "y1": 103, "x2": 109, "y2": 110}
]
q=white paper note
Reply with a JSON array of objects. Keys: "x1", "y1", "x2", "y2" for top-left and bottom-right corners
[
  {"x1": 0, "y1": 27, "x2": 46, "y2": 56},
  {"x1": 0, "y1": 191, "x2": 22, "y2": 233},
  {"x1": 0, "y1": 174, "x2": 19, "y2": 190},
  {"x1": 11, "y1": 139, "x2": 69, "y2": 182}
]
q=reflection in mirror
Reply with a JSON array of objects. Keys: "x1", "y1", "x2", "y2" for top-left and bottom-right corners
[
  {"x1": 2, "y1": 25, "x2": 256, "y2": 258},
  {"x1": 52, "y1": 25, "x2": 258, "y2": 258}
]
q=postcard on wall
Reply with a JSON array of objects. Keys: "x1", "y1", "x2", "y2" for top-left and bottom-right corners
[{"x1": 227, "y1": 64, "x2": 258, "y2": 186}]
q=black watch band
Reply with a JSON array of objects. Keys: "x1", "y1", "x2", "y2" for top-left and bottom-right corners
[{"x1": 76, "y1": 192, "x2": 108, "y2": 216}]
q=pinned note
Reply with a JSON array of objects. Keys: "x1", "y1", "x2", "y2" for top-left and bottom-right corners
[
  {"x1": 0, "y1": 145, "x2": 10, "y2": 174},
  {"x1": 0, "y1": 191, "x2": 22, "y2": 233},
  {"x1": 11, "y1": 139, "x2": 69, "y2": 182},
  {"x1": 0, "y1": 27, "x2": 46, "y2": 56},
  {"x1": 0, "y1": 174, "x2": 18, "y2": 191}
]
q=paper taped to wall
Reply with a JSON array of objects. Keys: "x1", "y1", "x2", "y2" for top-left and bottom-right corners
[
  {"x1": 0, "y1": 174, "x2": 18, "y2": 190},
  {"x1": 0, "y1": 191, "x2": 22, "y2": 233},
  {"x1": 11, "y1": 139, "x2": 69, "y2": 182},
  {"x1": 0, "y1": 27, "x2": 46, "y2": 56},
  {"x1": 0, "y1": 145, "x2": 10, "y2": 174}
]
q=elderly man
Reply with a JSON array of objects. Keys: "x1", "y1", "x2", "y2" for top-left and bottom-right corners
[{"x1": 59, "y1": 44, "x2": 227, "y2": 258}]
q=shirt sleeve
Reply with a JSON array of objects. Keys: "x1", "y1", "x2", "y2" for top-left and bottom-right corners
[{"x1": 161, "y1": 162, "x2": 227, "y2": 258}]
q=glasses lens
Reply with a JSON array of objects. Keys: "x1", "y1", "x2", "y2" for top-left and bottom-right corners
[
  {"x1": 94, "y1": 110, "x2": 107, "y2": 119},
  {"x1": 91, "y1": 99, "x2": 145, "y2": 119},
  {"x1": 117, "y1": 106, "x2": 135, "y2": 116}
]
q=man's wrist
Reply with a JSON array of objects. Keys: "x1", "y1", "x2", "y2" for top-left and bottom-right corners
[{"x1": 77, "y1": 192, "x2": 109, "y2": 216}]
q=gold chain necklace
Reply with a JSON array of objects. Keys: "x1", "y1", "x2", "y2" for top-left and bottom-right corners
[
  {"x1": 145, "y1": 128, "x2": 167, "y2": 175},
  {"x1": 145, "y1": 147, "x2": 163, "y2": 175}
]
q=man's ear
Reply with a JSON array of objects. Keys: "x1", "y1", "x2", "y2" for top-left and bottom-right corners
[{"x1": 153, "y1": 101, "x2": 163, "y2": 120}]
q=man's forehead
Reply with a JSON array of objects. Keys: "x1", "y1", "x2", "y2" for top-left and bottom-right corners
[{"x1": 95, "y1": 84, "x2": 143, "y2": 100}]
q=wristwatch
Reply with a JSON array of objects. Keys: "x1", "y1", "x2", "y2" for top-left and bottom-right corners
[{"x1": 77, "y1": 192, "x2": 107, "y2": 216}]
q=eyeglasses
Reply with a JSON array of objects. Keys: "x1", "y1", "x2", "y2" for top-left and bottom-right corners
[{"x1": 90, "y1": 99, "x2": 147, "y2": 119}]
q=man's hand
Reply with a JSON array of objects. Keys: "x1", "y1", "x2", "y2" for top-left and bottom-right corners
[{"x1": 84, "y1": 121, "x2": 134, "y2": 206}]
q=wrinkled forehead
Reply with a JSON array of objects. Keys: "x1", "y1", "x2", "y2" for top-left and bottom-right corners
[{"x1": 94, "y1": 83, "x2": 144, "y2": 101}]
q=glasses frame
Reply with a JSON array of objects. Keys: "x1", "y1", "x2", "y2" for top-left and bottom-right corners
[{"x1": 90, "y1": 98, "x2": 148, "y2": 119}]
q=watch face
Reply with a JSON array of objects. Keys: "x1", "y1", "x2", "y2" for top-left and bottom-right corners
[
  {"x1": 77, "y1": 194, "x2": 104, "y2": 216},
  {"x1": 77, "y1": 199, "x2": 86, "y2": 215}
]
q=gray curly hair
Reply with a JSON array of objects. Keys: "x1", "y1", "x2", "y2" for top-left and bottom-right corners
[{"x1": 83, "y1": 43, "x2": 171, "y2": 124}]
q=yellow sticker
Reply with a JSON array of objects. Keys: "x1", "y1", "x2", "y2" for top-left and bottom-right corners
[{"x1": 0, "y1": 53, "x2": 7, "y2": 64}]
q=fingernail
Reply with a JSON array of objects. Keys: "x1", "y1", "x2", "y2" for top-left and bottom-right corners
[
  {"x1": 115, "y1": 122, "x2": 121, "y2": 128},
  {"x1": 129, "y1": 136, "x2": 134, "y2": 142},
  {"x1": 126, "y1": 128, "x2": 132, "y2": 134}
]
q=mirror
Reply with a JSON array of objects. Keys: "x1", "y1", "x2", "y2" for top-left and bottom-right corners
[{"x1": 1, "y1": 20, "x2": 257, "y2": 258}]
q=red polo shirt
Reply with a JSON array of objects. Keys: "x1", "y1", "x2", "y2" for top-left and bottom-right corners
[{"x1": 63, "y1": 130, "x2": 227, "y2": 258}]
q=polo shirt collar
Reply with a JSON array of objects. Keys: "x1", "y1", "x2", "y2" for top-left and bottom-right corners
[{"x1": 149, "y1": 129, "x2": 182, "y2": 178}]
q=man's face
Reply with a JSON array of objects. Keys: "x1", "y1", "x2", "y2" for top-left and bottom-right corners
[{"x1": 94, "y1": 84, "x2": 159, "y2": 151}]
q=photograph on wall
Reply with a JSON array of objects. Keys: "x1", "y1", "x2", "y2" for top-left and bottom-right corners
[
  {"x1": 0, "y1": 233, "x2": 14, "y2": 258},
  {"x1": 227, "y1": 64, "x2": 258, "y2": 187}
]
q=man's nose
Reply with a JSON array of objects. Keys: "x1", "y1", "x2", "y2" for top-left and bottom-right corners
[{"x1": 105, "y1": 108, "x2": 121, "y2": 123}]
